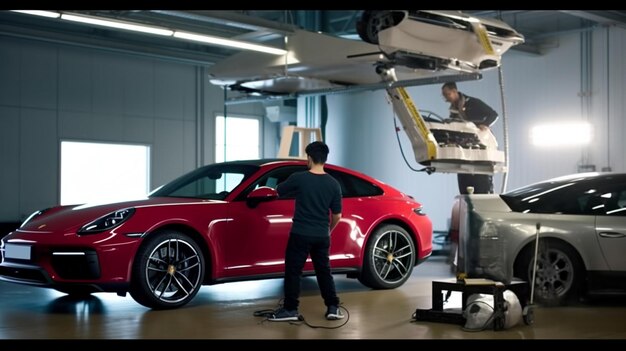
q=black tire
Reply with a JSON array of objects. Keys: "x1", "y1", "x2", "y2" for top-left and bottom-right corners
[
  {"x1": 359, "y1": 224, "x2": 416, "y2": 289},
  {"x1": 514, "y1": 240, "x2": 584, "y2": 306},
  {"x1": 129, "y1": 230, "x2": 204, "y2": 309},
  {"x1": 356, "y1": 11, "x2": 402, "y2": 45}
]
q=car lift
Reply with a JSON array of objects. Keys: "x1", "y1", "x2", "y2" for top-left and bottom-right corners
[
  {"x1": 374, "y1": 64, "x2": 533, "y2": 330},
  {"x1": 376, "y1": 64, "x2": 506, "y2": 175}
]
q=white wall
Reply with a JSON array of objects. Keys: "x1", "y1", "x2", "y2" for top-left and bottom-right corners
[
  {"x1": 326, "y1": 26, "x2": 626, "y2": 231},
  {"x1": 0, "y1": 37, "x2": 275, "y2": 222}
]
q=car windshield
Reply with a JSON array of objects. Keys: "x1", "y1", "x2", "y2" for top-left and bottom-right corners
[
  {"x1": 149, "y1": 163, "x2": 260, "y2": 200},
  {"x1": 500, "y1": 173, "x2": 603, "y2": 213}
]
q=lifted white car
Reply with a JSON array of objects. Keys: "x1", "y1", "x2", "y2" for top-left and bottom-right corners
[{"x1": 208, "y1": 10, "x2": 522, "y2": 174}]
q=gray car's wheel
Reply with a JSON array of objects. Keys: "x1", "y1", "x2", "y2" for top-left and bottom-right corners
[
  {"x1": 359, "y1": 224, "x2": 416, "y2": 289},
  {"x1": 130, "y1": 231, "x2": 204, "y2": 309},
  {"x1": 515, "y1": 240, "x2": 583, "y2": 306}
]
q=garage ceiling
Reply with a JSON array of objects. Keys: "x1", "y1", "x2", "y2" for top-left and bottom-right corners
[{"x1": 2, "y1": 10, "x2": 626, "y2": 66}]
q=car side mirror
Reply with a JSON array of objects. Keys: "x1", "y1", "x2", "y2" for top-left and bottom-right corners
[{"x1": 246, "y1": 186, "x2": 279, "y2": 208}]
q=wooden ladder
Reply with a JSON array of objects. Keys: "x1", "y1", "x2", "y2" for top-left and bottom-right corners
[{"x1": 277, "y1": 126, "x2": 322, "y2": 159}]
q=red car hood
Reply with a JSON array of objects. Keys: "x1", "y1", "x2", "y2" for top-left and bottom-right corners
[{"x1": 19, "y1": 197, "x2": 219, "y2": 233}]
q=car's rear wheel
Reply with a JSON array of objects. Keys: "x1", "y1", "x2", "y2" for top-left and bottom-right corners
[
  {"x1": 130, "y1": 230, "x2": 204, "y2": 309},
  {"x1": 359, "y1": 224, "x2": 415, "y2": 289},
  {"x1": 514, "y1": 239, "x2": 584, "y2": 306}
]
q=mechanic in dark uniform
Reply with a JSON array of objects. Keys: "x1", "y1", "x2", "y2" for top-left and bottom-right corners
[
  {"x1": 268, "y1": 141, "x2": 344, "y2": 322},
  {"x1": 442, "y1": 82, "x2": 499, "y2": 194}
]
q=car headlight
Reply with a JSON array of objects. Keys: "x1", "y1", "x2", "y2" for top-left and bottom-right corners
[
  {"x1": 78, "y1": 208, "x2": 135, "y2": 234},
  {"x1": 20, "y1": 208, "x2": 51, "y2": 228}
]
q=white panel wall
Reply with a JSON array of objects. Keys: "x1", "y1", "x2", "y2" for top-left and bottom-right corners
[
  {"x1": 0, "y1": 36, "x2": 278, "y2": 223},
  {"x1": 0, "y1": 107, "x2": 20, "y2": 221},
  {"x1": 202, "y1": 84, "x2": 270, "y2": 166},
  {"x1": 326, "y1": 26, "x2": 626, "y2": 231},
  {"x1": 591, "y1": 27, "x2": 626, "y2": 172}
]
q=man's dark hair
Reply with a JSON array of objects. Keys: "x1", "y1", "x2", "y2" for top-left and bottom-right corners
[
  {"x1": 442, "y1": 82, "x2": 457, "y2": 90},
  {"x1": 305, "y1": 141, "x2": 329, "y2": 164}
]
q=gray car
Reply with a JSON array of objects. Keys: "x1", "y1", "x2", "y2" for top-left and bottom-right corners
[{"x1": 450, "y1": 172, "x2": 626, "y2": 305}]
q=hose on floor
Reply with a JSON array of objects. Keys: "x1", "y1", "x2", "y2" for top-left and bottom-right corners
[{"x1": 254, "y1": 300, "x2": 350, "y2": 329}]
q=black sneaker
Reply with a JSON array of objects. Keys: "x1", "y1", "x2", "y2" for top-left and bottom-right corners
[
  {"x1": 325, "y1": 305, "x2": 344, "y2": 320},
  {"x1": 268, "y1": 307, "x2": 299, "y2": 322}
]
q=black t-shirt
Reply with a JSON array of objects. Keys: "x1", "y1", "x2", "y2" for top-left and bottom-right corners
[
  {"x1": 450, "y1": 92, "x2": 498, "y2": 127},
  {"x1": 276, "y1": 170, "x2": 342, "y2": 237}
]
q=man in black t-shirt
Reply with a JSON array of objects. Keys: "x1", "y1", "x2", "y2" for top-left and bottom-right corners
[
  {"x1": 268, "y1": 141, "x2": 344, "y2": 322},
  {"x1": 442, "y1": 82, "x2": 498, "y2": 194}
]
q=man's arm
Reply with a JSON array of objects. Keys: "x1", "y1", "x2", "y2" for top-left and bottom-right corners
[
  {"x1": 466, "y1": 97, "x2": 498, "y2": 127},
  {"x1": 330, "y1": 213, "x2": 341, "y2": 233},
  {"x1": 275, "y1": 174, "x2": 297, "y2": 197}
]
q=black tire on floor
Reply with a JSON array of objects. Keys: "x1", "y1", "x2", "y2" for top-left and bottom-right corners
[
  {"x1": 129, "y1": 230, "x2": 204, "y2": 309},
  {"x1": 514, "y1": 239, "x2": 584, "y2": 306},
  {"x1": 358, "y1": 224, "x2": 416, "y2": 289}
]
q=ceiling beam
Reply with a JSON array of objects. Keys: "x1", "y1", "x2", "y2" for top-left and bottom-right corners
[{"x1": 559, "y1": 10, "x2": 626, "y2": 29}]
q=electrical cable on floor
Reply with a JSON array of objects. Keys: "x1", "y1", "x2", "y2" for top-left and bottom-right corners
[{"x1": 253, "y1": 300, "x2": 350, "y2": 329}]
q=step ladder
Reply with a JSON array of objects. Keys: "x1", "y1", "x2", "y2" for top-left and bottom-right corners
[{"x1": 277, "y1": 126, "x2": 322, "y2": 159}]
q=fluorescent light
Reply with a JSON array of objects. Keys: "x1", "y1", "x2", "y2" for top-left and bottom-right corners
[
  {"x1": 174, "y1": 31, "x2": 286, "y2": 55},
  {"x1": 531, "y1": 122, "x2": 592, "y2": 147},
  {"x1": 10, "y1": 10, "x2": 60, "y2": 18},
  {"x1": 12, "y1": 11, "x2": 286, "y2": 55},
  {"x1": 61, "y1": 13, "x2": 174, "y2": 36}
]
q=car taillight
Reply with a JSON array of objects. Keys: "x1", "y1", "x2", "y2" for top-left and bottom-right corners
[{"x1": 413, "y1": 207, "x2": 426, "y2": 216}]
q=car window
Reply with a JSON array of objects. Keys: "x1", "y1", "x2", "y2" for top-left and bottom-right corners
[
  {"x1": 504, "y1": 179, "x2": 626, "y2": 216},
  {"x1": 583, "y1": 185, "x2": 626, "y2": 216},
  {"x1": 611, "y1": 190, "x2": 626, "y2": 216},
  {"x1": 326, "y1": 169, "x2": 383, "y2": 198},
  {"x1": 235, "y1": 166, "x2": 383, "y2": 200},
  {"x1": 150, "y1": 163, "x2": 259, "y2": 200},
  {"x1": 235, "y1": 165, "x2": 307, "y2": 200}
]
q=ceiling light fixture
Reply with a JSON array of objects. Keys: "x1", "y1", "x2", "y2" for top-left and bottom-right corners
[
  {"x1": 173, "y1": 31, "x2": 286, "y2": 55},
  {"x1": 60, "y1": 13, "x2": 174, "y2": 36},
  {"x1": 10, "y1": 10, "x2": 60, "y2": 18},
  {"x1": 10, "y1": 10, "x2": 287, "y2": 56}
]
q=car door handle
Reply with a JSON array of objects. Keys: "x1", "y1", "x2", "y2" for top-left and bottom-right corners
[{"x1": 599, "y1": 231, "x2": 626, "y2": 238}]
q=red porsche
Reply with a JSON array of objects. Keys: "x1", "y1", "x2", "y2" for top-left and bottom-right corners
[{"x1": 0, "y1": 159, "x2": 432, "y2": 309}]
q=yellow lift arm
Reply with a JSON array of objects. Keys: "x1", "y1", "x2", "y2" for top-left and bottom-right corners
[{"x1": 377, "y1": 65, "x2": 506, "y2": 175}]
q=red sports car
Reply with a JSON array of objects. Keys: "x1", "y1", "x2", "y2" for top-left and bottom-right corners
[{"x1": 0, "y1": 159, "x2": 432, "y2": 309}]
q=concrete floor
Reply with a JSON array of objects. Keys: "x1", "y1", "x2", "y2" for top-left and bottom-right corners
[{"x1": 0, "y1": 255, "x2": 625, "y2": 340}]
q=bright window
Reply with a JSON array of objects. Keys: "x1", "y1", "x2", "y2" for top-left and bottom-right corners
[
  {"x1": 60, "y1": 141, "x2": 150, "y2": 205},
  {"x1": 215, "y1": 116, "x2": 260, "y2": 162},
  {"x1": 530, "y1": 122, "x2": 592, "y2": 147},
  {"x1": 215, "y1": 116, "x2": 260, "y2": 192}
]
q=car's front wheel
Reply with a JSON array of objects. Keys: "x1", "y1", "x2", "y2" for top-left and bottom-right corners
[
  {"x1": 130, "y1": 230, "x2": 204, "y2": 309},
  {"x1": 359, "y1": 224, "x2": 416, "y2": 289},
  {"x1": 515, "y1": 240, "x2": 584, "y2": 306}
]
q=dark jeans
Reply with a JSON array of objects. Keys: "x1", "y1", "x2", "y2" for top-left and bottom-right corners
[{"x1": 283, "y1": 233, "x2": 340, "y2": 311}]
